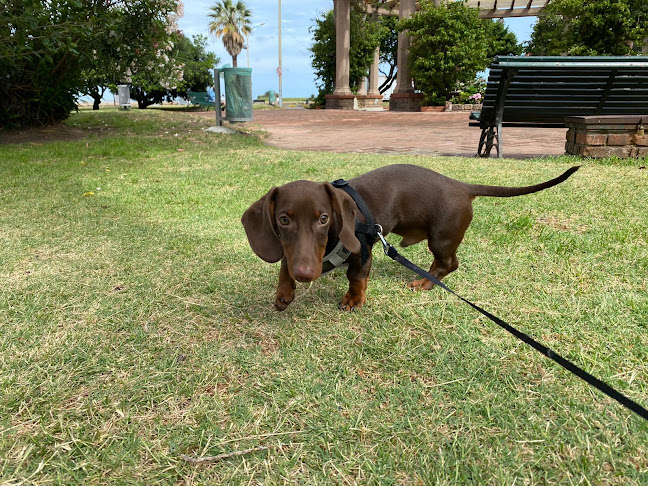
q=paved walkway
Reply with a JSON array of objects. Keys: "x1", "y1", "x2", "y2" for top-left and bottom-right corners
[{"x1": 242, "y1": 108, "x2": 568, "y2": 159}]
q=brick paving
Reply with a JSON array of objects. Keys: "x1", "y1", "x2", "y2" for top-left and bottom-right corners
[{"x1": 242, "y1": 108, "x2": 568, "y2": 159}]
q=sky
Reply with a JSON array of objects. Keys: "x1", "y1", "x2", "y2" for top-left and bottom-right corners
[{"x1": 177, "y1": 0, "x2": 538, "y2": 99}]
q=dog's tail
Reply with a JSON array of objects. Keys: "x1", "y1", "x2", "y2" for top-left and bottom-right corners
[{"x1": 468, "y1": 166, "x2": 580, "y2": 198}]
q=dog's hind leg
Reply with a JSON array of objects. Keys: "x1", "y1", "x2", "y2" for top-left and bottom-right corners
[
  {"x1": 408, "y1": 208, "x2": 471, "y2": 291},
  {"x1": 407, "y1": 252, "x2": 458, "y2": 290}
]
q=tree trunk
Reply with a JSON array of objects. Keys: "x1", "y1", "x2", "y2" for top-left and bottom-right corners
[
  {"x1": 92, "y1": 93, "x2": 101, "y2": 110},
  {"x1": 379, "y1": 63, "x2": 397, "y2": 94},
  {"x1": 232, "y1": 55, "x2": 238, "y2": 67}
]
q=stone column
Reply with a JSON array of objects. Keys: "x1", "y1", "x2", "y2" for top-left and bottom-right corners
[
  {"x1": 357, "y1": 77, "x2": 367, "y2": 95},
  {"x1": 326, "y1": 0, "x2": 355, "y2": 109},
  {"x1": 357, "y1": 46, "x2": 384, "y2": 109},
  {"x1": 389, "y1": 0, "x2": 423, "y2": 111},
  {"x1": 368, "y1": 47, "x2": 380, "y2": 95},
  {"x1": 359, "y1": 9, "x2": 384, "y2": 109},
  {"x1": 393, "y1": 0, "x2": 415, "y2": 95}
]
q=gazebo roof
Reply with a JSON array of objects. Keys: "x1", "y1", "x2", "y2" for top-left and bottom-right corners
[
  {"x1": 369, "y1": 0, "x2": 551, "y2": 18},
  {"x1": 469, "y1": 0, "x2": 550, "y2": 18}
]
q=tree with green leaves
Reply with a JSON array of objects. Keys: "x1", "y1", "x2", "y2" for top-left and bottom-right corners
[
  {"x1": 208, "y1": 0, "x2": 251, "y2": 68},
  {"x1": 1, "y1": 0, "x2": 181, "y2": 126},
  {"x1": 527, "y1": 0, "x2": 648, "y2": 55},
  {"x1": 174, "y1": 34, "x2": 220, "y2": 96},
  {"x1": 487, "y1": 19, "x2": 524, "y2": 58},
  {"x1": 81, "y1": 1, "x2": 184, "y2": 111},
  {"x1": 309, "y1": 3, "x2": 386, "y2": 104},
  {"x1": 401, "y1": 0, "x2": 520, "y2": 106}
]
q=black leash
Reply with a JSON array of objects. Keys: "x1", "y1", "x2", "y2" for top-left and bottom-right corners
[{"x1": 375, "y1": 229, "x2": 648, "y2": 422}]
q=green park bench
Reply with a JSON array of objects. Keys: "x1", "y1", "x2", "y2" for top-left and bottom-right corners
[
  {"x1": 470, "y1": 56, "x2": 648, "y2": 157},
  {"x1": 187, "y1": 91, "x2": 214, "y2": 110}
]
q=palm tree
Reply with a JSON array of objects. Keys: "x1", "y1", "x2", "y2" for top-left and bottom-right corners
[{"x1": 208, "y1": 0, "x2": 252, "y2": 68}]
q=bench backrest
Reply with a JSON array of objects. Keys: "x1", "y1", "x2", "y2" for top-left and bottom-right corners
[
  {"x1": 480, "y1": 56, "x2": 648, "y2": 127},
  {"x1": 188, "y1": 91, "x2": 212, "y2": 103}
]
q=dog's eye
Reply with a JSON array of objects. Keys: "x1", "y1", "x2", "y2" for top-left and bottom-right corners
[
  {"x1": 278, "y1": 216, "x2": 290, "y2": 226},
  {"x1": 319, "y1": 214, "x2": 329, "y2": 225}
]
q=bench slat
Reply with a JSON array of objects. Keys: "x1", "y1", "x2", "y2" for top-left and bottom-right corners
[{"x1": 498, "y1": 61, "x2": 648, "y2": 68}]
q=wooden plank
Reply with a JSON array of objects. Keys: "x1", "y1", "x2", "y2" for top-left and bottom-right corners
[
  {"x1": 495, "y1": 55, "x2": 647, "y2": 62},
  {"x1": 478, "y1": 7, "x2": 545, "y2": 18},
  {"x1": 499, "y1": 61, "x2": 648, "y2": 68}
]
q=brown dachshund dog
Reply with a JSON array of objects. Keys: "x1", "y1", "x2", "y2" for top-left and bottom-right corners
[{"x1": 242, "y1": 164, "x2": 579, "y2": 311}]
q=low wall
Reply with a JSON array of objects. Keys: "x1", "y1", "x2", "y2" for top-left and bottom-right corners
[
  {"x1": 356, "y1": 94, "x2": 383, "y2": 109},
  {"x1": 565, "y1": 115, "x2": 648, "y2": 158},
  {"x1": 445, "y1": 103, "x2": 482, "y2": 112},
  {"x1": 389, "y1": 93, "x2": 424, "y2": 112},
  {"x1": 325, "y1": 94, "x2": 355, "y2": 110}
]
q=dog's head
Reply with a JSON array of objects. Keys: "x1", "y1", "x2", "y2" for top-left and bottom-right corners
[{"x1": 242, "y1": 181, "x2": 361, "y2": 282}]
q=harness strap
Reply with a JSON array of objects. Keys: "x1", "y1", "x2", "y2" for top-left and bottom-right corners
[
  {"x1": 377, "y1": 234, "x2": 648, "y2": 422},
  {"x1": 321, "y1": 240, "x2": 351, "y2": 275},
  {"x1": 331, "y1": 179, "x2": 378, "y2": 265}
]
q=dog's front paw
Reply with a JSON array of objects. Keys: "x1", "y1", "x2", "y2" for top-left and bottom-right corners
[
  {"x1": 274, "y1": 287, "x2": 295, "y2": 311},
  {"x1": 339, "y1": 291, "x2": 366, "y2": 311}
]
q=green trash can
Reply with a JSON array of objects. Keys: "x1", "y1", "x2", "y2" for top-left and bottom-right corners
[
  {"x1": 222, "y1": 67, "x2": 253, "y2": 122},
  {"x1": 268, "y1": 90, "x2": 277, "y2": 105}
]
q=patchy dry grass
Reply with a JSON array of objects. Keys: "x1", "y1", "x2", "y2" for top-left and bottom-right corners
[{"x1": 0, "y1": 108, "x2": 647, "y2": 484}]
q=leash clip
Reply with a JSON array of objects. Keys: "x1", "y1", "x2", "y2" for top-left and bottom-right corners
[{"x1": 375, "y1": 224, "x2": 391, "y2": 255}]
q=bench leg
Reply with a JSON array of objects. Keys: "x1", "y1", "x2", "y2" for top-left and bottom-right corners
[
  {"x1": 478, "y1": 126, "x2": 499, "y2": 158},
  {"x1": 477, "y1": 129, "x2": 488, "y2": 156},
  {"x1": 496, "y1": 120, "x2": 502, "y2": 158}
]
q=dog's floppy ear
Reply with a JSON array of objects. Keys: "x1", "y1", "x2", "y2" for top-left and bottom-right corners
[
  {"x1": 325, "y1": 183, "x2": 361, "y2": 254},
  {"x1": 241, "y1": 187, "x2": 284, "y2": 263}
]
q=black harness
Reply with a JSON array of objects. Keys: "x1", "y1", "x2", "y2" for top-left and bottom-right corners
[{"x1": 321, "y1": 179, "x2": 378, "y2": 274}]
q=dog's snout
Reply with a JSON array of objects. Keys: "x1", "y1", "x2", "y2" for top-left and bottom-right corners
[{"x1": 293, "y1": 265, "x2": 316, "y2": 282}]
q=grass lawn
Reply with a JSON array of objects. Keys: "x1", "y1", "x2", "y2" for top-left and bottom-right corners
[{"x1": 1, "y1": 108, "x2": 647, "y2": 484}]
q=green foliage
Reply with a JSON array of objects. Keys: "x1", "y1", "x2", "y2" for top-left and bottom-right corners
[
  {"x1": 527, "y1": 0, "x2": 648, "y2": 55},
  {"x1": 401, "y1": 1, "x2": 491, "y2": 106},
  {"x1": 401, "y1": 2, "x2": 521, "y2": 106},
  {"x1": 487, "y1": 19, "x2": 524, "y2": 58},
  {"x1": 1, "y1": 0, "x2": 86, "y2": 127},
  {"x1": 310, "y1": 3, "x2": 386, "y2": 105},
  {"x1": 309, "y1": 10, "x2": 336, "y2": 104},
  {"x1": 175, "y1": 35, "x2": 220, "y2": 95},
  {"x1": 208, "y1": 0, "x2": 251, "y2": 68},
  {"x1": 1, "y1": 0, "x2": 180, "y2": 127}
]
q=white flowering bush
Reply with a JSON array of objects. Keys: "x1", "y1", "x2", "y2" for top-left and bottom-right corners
[{"x1": 87, "y1": 1, "x2": 186, "y2": 109}]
